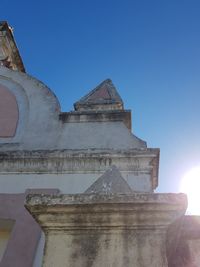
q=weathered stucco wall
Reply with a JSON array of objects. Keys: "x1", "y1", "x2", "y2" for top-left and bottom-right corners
[
  {"x1": 0, "y1": 67, "x2": 147, "y2": 151},
  {"x1": 0, "y1": 67, "x2": 161, "y2": 266},
  {"x1": 0, "y1": 149, "x2": 159, "y2": 194},
  {"x1": 26, "y1": 193, "x2": 187, "y2": 267},
  {"x1": 1, "y1": 24, "x2": 200, "y2": 267},
  {"x1": 167, "y1": 216, "x2": 200, "y2": 267},
  {"x1": 0, "y1": 67, "x2": 159, "y2": 192}
]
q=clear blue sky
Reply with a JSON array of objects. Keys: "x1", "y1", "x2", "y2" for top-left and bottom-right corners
[{"x1": 2, "y1": 0, "x2": 200, "y2": 193}]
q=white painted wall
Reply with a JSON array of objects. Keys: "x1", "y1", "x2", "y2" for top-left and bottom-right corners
[
  {"x1": 0, "y1": 172, "x2": 152, "y2": 194},
  {"x1": 0, "y1": 67, "x2": 146, "y2": 151},
  {"x1": 0, "y1": 66, "x2": 159, "y2": 266}
]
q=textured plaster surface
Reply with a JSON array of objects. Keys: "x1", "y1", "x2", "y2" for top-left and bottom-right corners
[
  {"x1": 0, "y1": 173, "x2": 153, "y2": 194},
  {"x1": 0, "y1": 67, "x2": 163, "y2": 266},
  {"x1": 26, "y1": 192, "x2": 187, "y2": 206},
  {"x1": 26, "y1": 193, "x2": 187, "y2": 267},
  {"x1": 0, "y1": 67, "x2": 159, "y2": 194},
  {"x1": 0, "y1": 66, "x2": 60, "y2": 147},
  {"x1": 167, "y1": 215, "x2": 200, "y2": 267},
  {"x1": 45, "y1": 231, "x2": 167, "y2": 267},
  {"x1": 0, "y1": 149, "x2": 159, "y2": 193},
  {"x1": 0, "y1": 67, "x2": 146, "y2": 151},
  {"x1": 59, "y1": 109, "x2": 132, "y2": 130},
  {"x1": 188, "y1": 239, "x2": 200, "y2": 267}
]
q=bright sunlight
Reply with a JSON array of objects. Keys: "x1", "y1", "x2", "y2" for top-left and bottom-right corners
[{"x1": 180, "y1": 166, "x2": 200, "y2": 215}]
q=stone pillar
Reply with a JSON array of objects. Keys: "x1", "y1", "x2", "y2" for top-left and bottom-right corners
[{"x1": 25, "y1": 193, "x2": 187, "y2": 267}]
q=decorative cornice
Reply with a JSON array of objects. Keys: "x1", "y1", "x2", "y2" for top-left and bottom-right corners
[
  {"x1": 25, "y1": 193, "x2": 187, "y2": 230},
  {"x1": 59, "y1": 109, "x2": 132, "y2": 130}
]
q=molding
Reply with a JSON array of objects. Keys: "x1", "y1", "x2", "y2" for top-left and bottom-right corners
[
  {"x1": 60, "y1": 109, "x2": 131, "y2": 130},
  {"x1": 0, "y1": 149, "x2": 159, "y2": 189}
]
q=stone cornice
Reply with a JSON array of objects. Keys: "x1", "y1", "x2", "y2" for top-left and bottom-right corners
[
  {"x1": 59, "y1": 109, "x2": 131, "y2": 130},
  {"x1": 0, "y1": 148, "x2": 159, "y2": 158},
  {"x1": 0, "y1": 149, "x2": 159, "y2": 189},
  {"x1": 25, "y1": 193, "x2": 187, "y2": 231}
]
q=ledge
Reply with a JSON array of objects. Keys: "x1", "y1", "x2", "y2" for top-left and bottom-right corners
[
  {"x1": 25, "y1": 193, "x2": 187, "y2": 230},
  {"x1": 59, "y1": 109, "x2": 132, "y2": 130}
]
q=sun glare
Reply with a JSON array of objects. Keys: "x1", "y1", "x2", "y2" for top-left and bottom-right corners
[{"x1": 180, "y1": 166, "x2": 200, "y2": 215}]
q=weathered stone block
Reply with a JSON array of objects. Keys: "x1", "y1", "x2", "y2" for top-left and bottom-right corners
[{"x1": 25, "y1": 193, "x2": 187, "y2": 267}]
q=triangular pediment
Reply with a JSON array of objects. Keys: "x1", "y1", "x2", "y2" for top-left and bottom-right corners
[
  {"x1": 84, "y1": 165, "x2": 133, "y2": 194},
  {"x1": 74, "y1": 79, "x2": 124, "y2": 111}
]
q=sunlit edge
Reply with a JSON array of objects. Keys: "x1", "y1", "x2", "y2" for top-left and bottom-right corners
[{"x1": 180, "y1": 166, "x2": 200, "y2": 215}]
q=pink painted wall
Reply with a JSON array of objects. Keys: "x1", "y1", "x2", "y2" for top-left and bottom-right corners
[
  {"x1": 0, "y1": 189, "x2": 59, "y2": 267},
  {"x1": 0, "y1": 84, "x2": 19, "y2": 137}
]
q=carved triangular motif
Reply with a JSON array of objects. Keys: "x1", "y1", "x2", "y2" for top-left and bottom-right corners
[{"x1": 84, "y1": 165, "x2": 133, "y2": 194}]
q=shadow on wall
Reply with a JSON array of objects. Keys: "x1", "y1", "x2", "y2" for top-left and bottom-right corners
[
  {"x1": 0, "y1": 219, "x2": 14, "y2": 262},
  {"x1": 167, "y1": 216, "x2": 200, "y2": 267}
]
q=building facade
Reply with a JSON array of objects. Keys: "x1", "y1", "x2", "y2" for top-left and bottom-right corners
[{"x1": 0, "y1": 21, "x2": 200, "y2": 267}]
